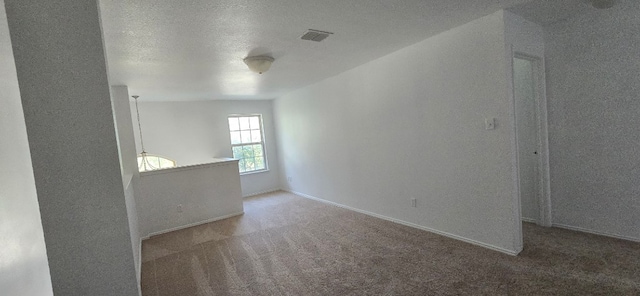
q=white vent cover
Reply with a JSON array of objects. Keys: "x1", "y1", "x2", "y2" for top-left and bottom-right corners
[{"x1": 300, "y1": 29, "x2": 333, "y2": 42}]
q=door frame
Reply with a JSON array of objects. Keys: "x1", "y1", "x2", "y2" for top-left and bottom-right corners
[{"x1": 510, "y1": 50, "x2": 552, "y2": 228}]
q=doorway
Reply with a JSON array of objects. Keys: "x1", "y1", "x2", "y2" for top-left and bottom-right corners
[{"x1": 513, "y1": 54, "x2": 551, "y2": 227}]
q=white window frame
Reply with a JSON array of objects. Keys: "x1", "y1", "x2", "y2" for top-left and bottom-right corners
[{"x1": 228, "y1": 114, "x2": 268, "y2": 174}]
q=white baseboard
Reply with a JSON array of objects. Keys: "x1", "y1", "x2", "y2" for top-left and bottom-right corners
[
  {"x1": 137, "y1": 237, "x2": 142, "y2": 273},
  {"x1": 141, "y1": 211, "x2": 244, "y2": 240},
  {"x1": 243, "y1": 188, "x2": 282, "y2": 198},
  {"x1": 285, "y1": 189, "x2": 520, "y2": 256},
  {"x1": 552, "y1": 223, "x2": 640, "y2": 243},
  {"x1": 521, "y1": 217, "x2": 537, "y2": 223},
  {"x1": 137, "y1": 238, "x2": 143, "y2": 295}
]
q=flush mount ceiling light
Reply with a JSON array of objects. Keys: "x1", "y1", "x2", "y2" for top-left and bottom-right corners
[
  {"x1": 591, "y1": 0, "x2": 615, "y2": 9},
  {"x1": 243, "y1": 56, "x2": 275, "y2": 74}
]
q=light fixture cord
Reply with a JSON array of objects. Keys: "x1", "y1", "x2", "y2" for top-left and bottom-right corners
[{"x1": 133, "y1": 96, "x2": 147, "y2": 154}]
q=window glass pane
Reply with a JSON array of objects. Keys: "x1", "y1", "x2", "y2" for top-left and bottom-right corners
[
  {"x1": 148, "y1": 156, "x2": 160, "y2": 169},
  {"x1": 253, "y1": 144, "x2": 263, "y2": 157},
  {"x1": 238, "y1": 159, "x2": 246, "y2": 173},
  {"x1": 149, "y1": 157, "x2": 160, "y2": 168},
  {"x1": 240, "y1": 130, "x2": 251, "y2": 143},
  {"x1": 244, "y1": 157, "x2": 256, "y2": 171},
  {"x1": 229, "y1": 115, "x2": 267, "y2": 173},
  {"x1": 138, "y1": 158, "x2": 148, "y2": 172},
  {"x1": 138, "y1": 154, "x2": 176, "y2": 172},
  {"x1": 239, "y1": 117, "x2": 250, "y2": 130},
  {"x1": 255, "y1": 157, "x2": 265, "y2": 170},
  {"x1": 159, "y1": 158, "x2": 174, "y2": 168},
  {"x1": 232, "y1": 146, "x2": 243, "y2": 159},
  {"x1": 230, "y1": 131, "x2": 241, "y2": 144},
  {"x1": 249, "y1": 116, "x2": 260, "y2": 129},
  {"x1": 228, "y1": 117, "x2": 240, "y2": 131},
  {"x1": 242, "y1": 145, "x2": 254, "y2": 158},
  {"x1": 250, "y1": 129, "x2": 261, "y2": 142}
]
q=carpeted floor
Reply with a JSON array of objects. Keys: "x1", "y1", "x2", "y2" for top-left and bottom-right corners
[{"x1": 140, "y1": 191, "x2": 640, "y2": 295}]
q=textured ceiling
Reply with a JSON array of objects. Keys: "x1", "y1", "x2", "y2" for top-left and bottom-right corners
[
  {"x1": 99, "y1": 0, "x2": 544, "y2": 101},
  {"x1": 506, "y1": 0, "x2": 592, "y2": 25},
  {"x1": 2, "y1": 1, "x2": 594, "y2": 102}
]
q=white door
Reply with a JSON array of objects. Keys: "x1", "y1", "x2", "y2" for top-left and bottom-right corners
[{"x1": 514, "y1": 57, "x2": 540, "y2": 222}]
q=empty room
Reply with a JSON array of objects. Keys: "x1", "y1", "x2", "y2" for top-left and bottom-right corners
[{"x1": 1, "y1": 0, "x2": 639, "y2": 295}]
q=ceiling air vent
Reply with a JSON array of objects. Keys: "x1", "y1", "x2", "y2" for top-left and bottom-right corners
[{"x1": 300, "y1": 29, "x2": 333, "y2": 42}]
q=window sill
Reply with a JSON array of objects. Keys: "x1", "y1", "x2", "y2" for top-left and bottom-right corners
[{"x1": 240, "y1": 169, "x2": 270, "y2": 176}]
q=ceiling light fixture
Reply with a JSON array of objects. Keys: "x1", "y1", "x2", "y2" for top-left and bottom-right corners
[
  {"x1": 243, "y1": 56, "x2": 275, "y2": 74},
  {"x1": 591, "y1": 0, "x2": 615, "y2": 9},
  {"x1": 132, "y1": 95, "x2": 165, "y2": 172}
]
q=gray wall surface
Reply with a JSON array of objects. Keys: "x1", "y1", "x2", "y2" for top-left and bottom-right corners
[
  {"x1": 0, "y1": 1, "x2": 54, "y2": 295},
  {"x1": 5, "y1": 0, "x2": 140, "y2": 294},
  {"x1": 544, "y1": 0, "x2": 640, "y2": 240},
  {"x1": 503, "y1": 10, "x2": 551, "y2": 227},
  {"x1": 111, "y1": 85, "x2": 142, "y2": 286},
  {"x1": 275, "y1": 11, "x2": 523, "y2": 254},
  {"x1": 131, "y1": 100, "x2": 280, "y2": 197}
]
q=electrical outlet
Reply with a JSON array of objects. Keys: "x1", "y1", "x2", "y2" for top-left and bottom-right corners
[
  {"x1": 411, "y1": 198, "x2": 417, "y2": 208},
  {"x1": 177, "y1": 204, "x2": 183, "y2": 213},
  {"x1": 287, "y1": 176, "x2": 292, "y2": 182},
  {"x1": 485, "y1": 118, "x2": 495, "y2": 130}
]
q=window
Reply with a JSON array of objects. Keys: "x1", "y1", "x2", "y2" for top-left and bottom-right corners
[
  {"x1": 228, "y1": 115, "x2": 267, "y2": 173},
  {"x1": 137, "y1": 154, "x2": 177, "y2": 172}
]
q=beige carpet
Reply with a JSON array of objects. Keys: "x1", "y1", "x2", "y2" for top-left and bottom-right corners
[{"x1": 140, "y1": 191, "x2": 640, "y2": 295}]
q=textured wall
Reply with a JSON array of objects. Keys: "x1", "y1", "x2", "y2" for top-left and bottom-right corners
[
  {"x1": 131, "y1": 100, "x2": 280, "y2": 196},
  {"x1": 275, "y1": 11, "x2": 523, "y2": 254},
  {"x1": 0, "y1": 2, "x2": 53, "y2": 295},
  {"x1": 544, "y1": 0, "x2": 640, "y2": 241},
  {"x1": 5, "y1": 1, "x2": 140, "y2": 294},
  {"x1": 112, "y1": 86, "x2": 139, "y2": 186},
  {"x1": 137, "y1": 161, "x2": 243, "y2": 237},
  {"x1": 111, "y1": 86, "x2": 142, "y2": 286},
  {"x1": 503, "y1": 11, "x2": 551, "y2": 226}
]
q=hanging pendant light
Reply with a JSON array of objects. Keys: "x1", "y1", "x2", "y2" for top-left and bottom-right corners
[
  {"x1": 132, "y1": 95, "x2": 176, "y2": 172},
  {"x1": 133, "y1": 95, "x2": 155, "y2": 171}
]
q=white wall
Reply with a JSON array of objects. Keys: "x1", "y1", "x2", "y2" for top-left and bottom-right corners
[
  {"x1": 110, "y1": 86, "x2": 142, "y2": 286},
  {"x1": 275, "y1": 11, "x2": 523, "y2": 254},
  {"x1": 544, "y1": 0, "x2": 640, "y2": 241},
  {"x1": 112, "y1": 86, "x2": 139, "y2": 185},
  {"x1": 5, "y1": 1, "x2": 140, "y2": 294},
  {"x1": 503, "y1": 11, "x2": 551, "y2": 226},
  {"x1": 0, "y1": 2, "x2": 53, "y2": 294},
  {"x1": 137, "y1": 160, "x2": 243, "y2": 237},
  {"x1": 132, "y1": 100, "x2": 280, "y2": 196}
]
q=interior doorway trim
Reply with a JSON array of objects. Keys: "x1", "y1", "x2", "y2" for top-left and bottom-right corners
[{"x1": 511, "y1": 51, "x2": 552, "y2": 228}]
